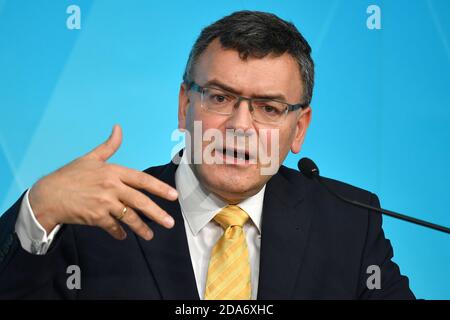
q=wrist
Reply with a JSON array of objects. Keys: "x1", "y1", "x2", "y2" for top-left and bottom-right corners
[{"x1": 29, "y1": 179, "x2": 59, "y2": 234}]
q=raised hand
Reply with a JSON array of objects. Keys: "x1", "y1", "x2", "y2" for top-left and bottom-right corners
[{"x1": 28, "y1": 125, "x2": 178, "y2": 241}]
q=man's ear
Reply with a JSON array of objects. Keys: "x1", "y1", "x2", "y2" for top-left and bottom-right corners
[
  {"x1": 178, "y1": 82, "x2": 190, "y2": 131},
  {"x1": 290, "y1": 106, "x2": 312, "y2": 154}
]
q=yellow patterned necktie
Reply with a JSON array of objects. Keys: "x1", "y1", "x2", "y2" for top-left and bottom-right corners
[{"x1": 204, "y1": 205, "x2": 251, "y2": 300}]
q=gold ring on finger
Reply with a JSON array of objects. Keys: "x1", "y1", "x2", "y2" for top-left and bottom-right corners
[{"x1": 116, "y1": 206, "x2": 128, "y2": 221}]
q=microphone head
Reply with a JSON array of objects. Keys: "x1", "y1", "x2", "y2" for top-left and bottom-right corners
[{"x1": 298, "y1": 157, "x2": 320, "y2": 178}]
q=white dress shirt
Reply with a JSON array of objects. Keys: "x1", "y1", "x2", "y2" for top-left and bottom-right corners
[
  {"x1": 14, "y1": 151, "x2": 266, "y2": 299},
  {"x1": 15, "y1": 189, "x2": 61, "y2": 255},
  {"x1": 175, "y1": 152, "x2": 264, "y2": 299}
]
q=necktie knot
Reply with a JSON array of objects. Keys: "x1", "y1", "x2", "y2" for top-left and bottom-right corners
[{"x1": 214, "y1": 205, "x2": 249, "y2": 230}]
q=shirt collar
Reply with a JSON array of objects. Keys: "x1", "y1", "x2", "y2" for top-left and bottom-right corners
[{"x1": 175, "y1": 151, "x2": 265, "y2": 236}]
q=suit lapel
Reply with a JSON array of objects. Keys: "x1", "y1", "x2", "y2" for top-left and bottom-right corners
[
  {"x1": 136, "y1": 161, "x2": 200, "y2": 300},
  {"x1": 257, "y1": 169, "x2": 314, "y2": 299}
]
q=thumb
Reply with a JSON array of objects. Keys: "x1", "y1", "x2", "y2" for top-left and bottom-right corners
[{"x1": 85, "y1": 124, "x2": 123, "y2": 161}]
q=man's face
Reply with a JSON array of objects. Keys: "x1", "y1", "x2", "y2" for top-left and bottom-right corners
[{"x1": 178, "y1": 38, "x2": 311, "y2": 203}]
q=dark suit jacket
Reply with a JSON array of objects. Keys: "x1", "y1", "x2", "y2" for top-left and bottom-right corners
[{"x1": 0, "y1": 160, "x2": 415, "y2": 299}]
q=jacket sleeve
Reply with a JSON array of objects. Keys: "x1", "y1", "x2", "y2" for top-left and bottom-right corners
[
  {"x1": 357, "y1": 193, "x2": 415, "y2": 299},
  {"x1": 0, "y1": 193, "x2": 79, "y2": 299}
]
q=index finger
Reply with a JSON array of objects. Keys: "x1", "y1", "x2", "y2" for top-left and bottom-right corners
[{"x1": 110, "y1": 165, "x2": 178, "y2": 201}]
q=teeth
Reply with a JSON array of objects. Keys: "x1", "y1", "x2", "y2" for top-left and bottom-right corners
[{"x1": 222, "y1": 149, "x2": 248, "y2": 160}]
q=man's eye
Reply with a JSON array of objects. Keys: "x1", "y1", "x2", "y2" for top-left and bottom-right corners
[
  {"x1": 212, "y1": 94, "x2": 227, "y2": 103},
  {"x1": 262, "y1": 105, "x2": 280, "y2": 114}
]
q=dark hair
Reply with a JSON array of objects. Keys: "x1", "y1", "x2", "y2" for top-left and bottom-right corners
[{"x1": 183, "y1": 10, "x2": 314, "y2": 105}]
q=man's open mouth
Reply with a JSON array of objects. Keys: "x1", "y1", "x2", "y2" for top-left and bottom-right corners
[
  {"x1": 212, "y1": 147, "x2": 254, "y2": 163},
  {"x1": 223, "y1": 148, "x2": 250, "y2": 161}
]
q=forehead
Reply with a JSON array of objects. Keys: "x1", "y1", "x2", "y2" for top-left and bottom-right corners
[{"x1": 193, "y1": 38, "x2": 303, "y2": 102}]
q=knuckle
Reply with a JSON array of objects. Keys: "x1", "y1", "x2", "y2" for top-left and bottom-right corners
[
  {"x1": 99, "y1": 164, "x2": 115, "y2": 177},
  {"x1": 133, "y1": 217, "x2": 147, "y2": 231},
  {"x1": 100, "y1": 178, "x2": 117, "y2": 190},
  {"x1": 107, "y1": 163, "x2": 120, "y2": 173},
  {"x1": 142, "y1": 174, "x2": 160, "y2": 190},
  {"x1": 158, "y1": 209, "x2": 169, "y2": 220},
  {"x1": 102, "y1": 142, "x2": 114, "y2": 154},
  {"x1": 95, "y1": 209, "x2": 109, "y2": 222},
  {"x1": 164, "y1": 185, "x2": 173, "y2": 196},
  {"x1": 84, "y1": 210, "x2": 104, "y2": 226},
  {"x1": 108, "y1": 223, "x2": 120, "y2": 233},
  {"x1": 132, "y1": 197, "x2": 149, "y2": 210},
  {"x1": 136, "y1": 175, "x2": 147, "y2": 189},
  {"x1": 127, "y1": 212, "x2": 140, "y2": 225},
  {"x1": 137, "y1": 225, "x2": 149, "y2": 236},
  {"x1": 94, "y1": 193, "x2": 113, "y2": 206},
  {"x1": 152, "y1": 178, "x2": 165, "y2": 190}
]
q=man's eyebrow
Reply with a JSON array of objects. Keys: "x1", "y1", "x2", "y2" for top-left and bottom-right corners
[{"x1": 204, "y1": 79, "x2": 288, "y2": 102}]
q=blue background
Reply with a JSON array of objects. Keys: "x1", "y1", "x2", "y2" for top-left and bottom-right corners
[{"x1": 0, "y1": 0, "x2": 449, "y2": 299}]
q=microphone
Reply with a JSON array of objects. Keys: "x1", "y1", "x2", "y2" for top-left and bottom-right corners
[{"x1": 298, "y1": 157, "x2": 450, "y2": 235}]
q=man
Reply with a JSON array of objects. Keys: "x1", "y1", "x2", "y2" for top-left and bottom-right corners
[{"x1": 0, "y1": 11, "x2": 414, "y2": 299}]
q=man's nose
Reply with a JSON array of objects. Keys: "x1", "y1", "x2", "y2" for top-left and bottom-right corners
[{"x1": 226, "y1": 99, "x2": 254, "y2": 131}]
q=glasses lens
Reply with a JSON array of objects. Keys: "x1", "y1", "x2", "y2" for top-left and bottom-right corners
[
  {"x1": 202, "y1": 87, "x2": 236, "y2": 114},
  {"x1": 200, "y1": 87, "x2": 289, "y2": 124},
  {"x1": 252, "y1": 100, "x2": 288, "y2": 124}
]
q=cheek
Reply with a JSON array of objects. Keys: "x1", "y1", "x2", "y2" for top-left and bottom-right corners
[
  {"x1": 201, "y1": 118, "x2": 223, "y2": 133},
  {"x1": 187, "y1": 111, "x2": 228, "y2": 157},
  {"x1": 266, "y1": 126, "x2": 296, "y2": 166},
  {"x1": 260, "y1": 127, "x2": 292, "y2": 156},
  {"x1": 188, "y1": 105, "x2": 224, "y2": 132}
]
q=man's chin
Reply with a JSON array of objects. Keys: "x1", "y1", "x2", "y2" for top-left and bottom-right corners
[
  {"x1": 198, "y1": 169, "x2": 264, "y2": 201},
  {"x1": 208, "y1": 184, "x2": 258, "y2": 203},
  {"x1": 191, "y1": 160, "x2": 266, "y2": 195}
]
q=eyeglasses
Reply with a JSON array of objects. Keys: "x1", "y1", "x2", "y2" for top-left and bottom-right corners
[{"x1": 186, "y1": 81, "x2": 308, "y2": 125}]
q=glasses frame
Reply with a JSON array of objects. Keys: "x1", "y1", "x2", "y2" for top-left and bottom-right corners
[{"x1": 186, "y1": 81, "x2": 308, "y2": 124}]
